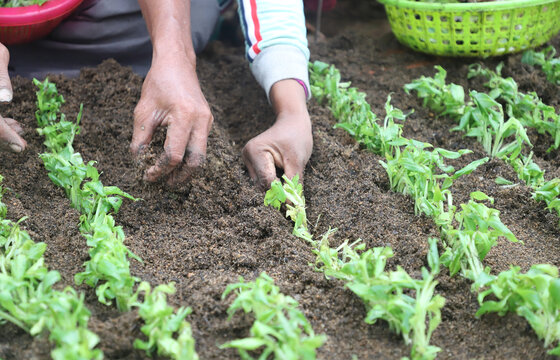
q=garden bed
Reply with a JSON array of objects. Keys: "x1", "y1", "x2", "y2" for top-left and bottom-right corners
[{"x1": 1, "y1": 0, "x2": 560, "y2": 358}]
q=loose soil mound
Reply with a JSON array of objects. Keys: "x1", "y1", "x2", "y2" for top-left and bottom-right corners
[{"x1": 1, "y1": 1, "x2": 559, "y2": 359}]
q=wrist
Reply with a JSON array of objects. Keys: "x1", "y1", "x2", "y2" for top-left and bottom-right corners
[
  {"x1": 152, "y1": 36, "x2": 196, "y2": 69},
  {"x1": 270, "y1": 79, "x2": 308, "y2": 117}
]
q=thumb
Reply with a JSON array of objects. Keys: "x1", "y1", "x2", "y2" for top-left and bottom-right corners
[
  {"x1": 0, "y1": 117, "x2": 26, "y2": 152},
  {"x1": 0, "y1": 44, "x2": 12, "y2": 103}
]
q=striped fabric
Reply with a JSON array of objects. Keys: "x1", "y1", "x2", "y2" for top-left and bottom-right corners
[{"x1": 237, "y1": 0, "x2": 309, "y2": 63}]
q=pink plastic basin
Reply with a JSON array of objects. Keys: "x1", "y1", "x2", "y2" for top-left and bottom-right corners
[{"x1": 0, "y1": 0, "x2": 84, "y2": 45}]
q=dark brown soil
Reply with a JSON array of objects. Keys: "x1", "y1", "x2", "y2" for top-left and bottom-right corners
[{"x1": 1, "y1": 1, "x2": 559, "y2": 359}]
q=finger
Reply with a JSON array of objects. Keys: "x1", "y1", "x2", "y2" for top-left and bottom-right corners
[
  {"x1": 4, "y1": 118, "x2": 23, "y2": 135},
  {"x1": 0, "y1": 118, "x2": 26, "y2": 152},
  {"x1": 0, "y1": 44, "x2": 12, "y2": 103},
  {"x1": 242, "y1": 143, "x2": 277, "y2": 190},
  {"x1": 167, "y1": 127, "x2": 208, "y2": 186},
  {"x1": 130, "y1": 105, "x2": 165, "y2": 155},
  {"x1": 283, "y1": 159, "x2": 305, "y2": 184},
  {"x1": 144, "y1": 118, "x2": 191, "y2": 182}
]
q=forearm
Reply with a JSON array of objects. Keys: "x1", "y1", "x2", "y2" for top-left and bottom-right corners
[
  {"x1": 138, "y1": 0, "x2": 195, "y2": 67},
  {"x1": 237, "y1": 0, "x2": 310, "y2": 101}
]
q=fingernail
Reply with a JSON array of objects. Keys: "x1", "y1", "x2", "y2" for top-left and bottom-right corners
[
  {"x1": 9, "y1": 144, "x2": 22, "y2": 152},
  {"x1": 0, "y1": 88, "x2": 12, "y2": 103}
]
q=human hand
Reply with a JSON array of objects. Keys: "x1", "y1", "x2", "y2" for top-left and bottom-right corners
[
  {"x1": 243, "y1": 79, "x2": 312, "y2": 190},
  {"x1": 130, "y1": 57, "x2": 213, "y2": 186},
  {"x1": 243, "y1": 112, "x2": 312, "y2": 190},
  {"x1": 0, "y1": 43, "x2": 26, "y2": 153}
]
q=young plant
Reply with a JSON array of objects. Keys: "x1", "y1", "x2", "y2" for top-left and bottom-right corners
[
  {"x1": 129, "y1": 282, "x2": 198, "y2": 360},
  {"x1": 404, "y1": 65, "x2": 465, "y2": 118},
  {"x1": 441, "y1": 191, "x2": 518, "y2": 283},
  {"x1": 522, "y1": 46, "x2": 560, "y2": 86},
  {"x1": 0, "y1": 0, "x2": 47, "y2": 7},
  {"x1": 0, "y1": 175, "x2": 103, "y2": 360},
  {"x1": 468, "y1": 63, "x2": 560, "y2": 151},
  {"x1": 477, "y1": 264, "x2": 560, "y2": 355},
  {"x1": 222, "y1": 273, "x2": 326, "y2": 360},
  {"x1": 456, "y1": 91, "x2": 531, "y2": 159}
]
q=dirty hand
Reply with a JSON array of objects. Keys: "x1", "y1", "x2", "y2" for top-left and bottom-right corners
[
  {"x1": 243, "y1": 79, "x2": 312, "y2": 190},
  {"x1": 0, "y1": 43, "x2": 26, "y2": 153},
  {"x1": 130, "y1": 57, "x2": 213, "y2": 186}
]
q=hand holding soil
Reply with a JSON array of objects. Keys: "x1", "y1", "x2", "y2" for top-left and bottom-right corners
[
  {"x1": 130, "y1": 55, "x2": 213, "y2": 186},
  {"x1": 0, "y1": 43, "x2": 26, "y2": 153}
]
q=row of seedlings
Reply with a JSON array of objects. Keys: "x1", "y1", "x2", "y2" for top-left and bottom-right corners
[
  {"x1": 307, "y1": 60, "x2": 560, "y2": 355},
  {"x1": 265, "y1": 175, "x2": 444, "y2": 360},
  {"x1": 34, "y1": 78, "x2": 198, "y2": 360},
  {"x1": 404, "y1": 66, "x2": 560, "y2": 355},
  {"x1": 0, "y1": 175, "x2": 102, "y2": 359},
  {"x1": 405, "y1": 66, "x2": 560, "y2": 226}
]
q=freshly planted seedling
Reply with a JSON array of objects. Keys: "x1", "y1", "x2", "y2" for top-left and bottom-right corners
[
  {"x1": 129, "y1": 282, "x2": 198, "y2": 360},
  {"x1": 468, "y1": 63, "x2": 560, "y2": 151},
  {"x1": 404, "y1": 65, "x2": 465, "y2": 118},
  {"x1": 456, "y1": 91, "x2": 531, "y2": 159},
  {"x1": 222, "y1": 273, "x2": 326, "y2": 360},
  {"x1": 477, "y1": 264, "x2": 560, "y2": 355},
  {"x1": 522, "y1": 46, "x2": 560, "y2": 86},
  {"x1": 441, "y1": 192, "x2": 518, "y2": 282}
]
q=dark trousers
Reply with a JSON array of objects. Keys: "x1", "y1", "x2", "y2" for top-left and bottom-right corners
[{"x1": 7, "y1": 0, "x2": 221, "y2": 78}]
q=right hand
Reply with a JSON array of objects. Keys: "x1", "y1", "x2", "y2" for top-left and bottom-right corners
[
  {"x1": 130, "y1": 55, "x2": 213, "y2": 186},
  {"x1": 0, "y1": 43, "x2": 26, "y2": 153}
]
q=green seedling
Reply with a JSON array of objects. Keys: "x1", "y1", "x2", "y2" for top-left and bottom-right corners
[
  {"x1": 441, "y1": 192, "x2": 518, "y2": 282},
  {"x1": 222, "y1": 273, "x2": 326, "y2": 360},
  {"x1": 468, "y1": 63, "x2": 560, "y2": 151},
  {"x1": 522, "y1": 46, "x2": 560, "y2": 86},
  {"x1": 129, "y1": 282, "x2": 198, "y2": 360},
  {"x1": 477, "y1": 264, "x2": 560, "y2": 355},
  {"x1": 456, "y1": 91, "x2": 531, "y2": 159},
  {"x1": 404, "y1": 65, "x2": 465, "y2": 118},
  {"x1": 0, "y1": 0, "x2": 47, "y2": 7}
]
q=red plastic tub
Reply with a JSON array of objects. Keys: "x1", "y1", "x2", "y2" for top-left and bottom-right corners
[{"x1": 0, "y1": 0, "x2": 84, "y2": 45}]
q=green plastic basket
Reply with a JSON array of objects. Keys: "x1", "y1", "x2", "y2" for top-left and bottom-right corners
[{"x1": 377, "y1": 0, "x2": 560, "y2": 57}]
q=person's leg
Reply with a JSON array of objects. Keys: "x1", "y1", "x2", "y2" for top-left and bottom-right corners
[{"x1": 7, "y1": 0, "x2": 221, "y2": 78}]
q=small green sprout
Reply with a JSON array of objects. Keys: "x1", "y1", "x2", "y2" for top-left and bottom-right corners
[
  {"x1": 522, "y1": 46, "x2": 560, "y2": 86},
  {"x1": 222, "y1": 273, "x2": 326, "y2": 360}
]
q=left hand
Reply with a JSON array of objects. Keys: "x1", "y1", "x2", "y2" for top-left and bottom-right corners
[{"x1": 242, "y1": 80, "x2": 312, "y2": 190}]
